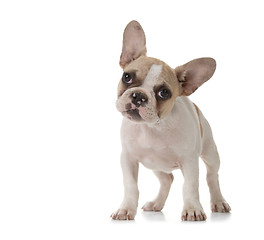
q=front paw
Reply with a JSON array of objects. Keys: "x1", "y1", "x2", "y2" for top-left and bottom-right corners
[
  {"x1": 111, "y1": 208, "x2": 136, "y2": 220},
  {"x1": 181, "y1": 206, "x2": 207, "y2": 221},
  {"x1": 142, "y1": 201, "x2": 164, "y2": 211}
]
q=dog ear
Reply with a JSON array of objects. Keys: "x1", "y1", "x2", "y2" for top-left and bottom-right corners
[
  {"x1": 175, "y1": 58, "x2": 216, "y2": 96},
  {"x1": 120, "y1": 21, "x2": 147, "y2": 68}
]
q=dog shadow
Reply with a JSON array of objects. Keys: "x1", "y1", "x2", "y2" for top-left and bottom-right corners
[
  {"x1": 110, "y1": 211, "x2": 231, "y2": 223},
  {"x1": 210, "y1": 212, "x2": 232, "y2": 222},
  {"x1": 141, "y1": 211, "x2": 166, "y2": 222}
]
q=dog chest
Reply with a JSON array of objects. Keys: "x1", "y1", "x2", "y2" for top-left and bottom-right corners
[
  {"x1": 139, "y1": 147, "x2": 181, "y2": 173},
  {"x1": 122, "y1": 123, "x2": 183, "y2": 172}
]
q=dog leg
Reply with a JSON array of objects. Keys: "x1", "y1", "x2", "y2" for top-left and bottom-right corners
[
  {"x1": 201, "y1": 138, "x2": 231, "y2": 213},
  {"x1": 111, "y1": 152, "x2": 139, "y2": 220},
  {"x1": 142, "y1": 171, "x2": 173, "y2": 211},
  {"x1": 181, "y1": 158, "x2": 207, "y2": 221}
]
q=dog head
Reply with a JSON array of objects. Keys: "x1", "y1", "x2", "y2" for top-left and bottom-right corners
[{"x1": 116, "y1": 21, "x2": 216, "y2": 124}]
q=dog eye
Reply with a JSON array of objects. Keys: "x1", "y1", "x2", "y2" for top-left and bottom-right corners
[
  {"x1": 158, "y1": 89, "x2": 171, "y2": 100},
  {"x1": 122, "y1": 72, "x2": 133, "y2": 84}
]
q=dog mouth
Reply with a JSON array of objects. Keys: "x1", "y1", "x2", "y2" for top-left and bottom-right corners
[{"x1": 125, "y1": 109, "x2": 142, "y2": 121}]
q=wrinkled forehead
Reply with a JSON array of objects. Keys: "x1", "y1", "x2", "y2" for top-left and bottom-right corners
[{"x1": 124, "y1": 57, "x2": 176, "y2": 90}]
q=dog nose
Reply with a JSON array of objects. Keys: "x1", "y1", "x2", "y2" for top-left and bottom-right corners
[{"x1": 131, "y1": 92, "x2": 148, "y2": 107}]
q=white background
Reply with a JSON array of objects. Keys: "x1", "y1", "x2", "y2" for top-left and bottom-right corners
[{"x1": 0, "y1": 0, "x2": 264, "y2": 239}]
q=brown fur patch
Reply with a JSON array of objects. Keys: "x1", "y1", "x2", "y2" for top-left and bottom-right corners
[
  {"x1": 155, "y1": 62, "x2": 181, "y2": 118},
  {"x1": 193, "y1": 103, "x2": 203, "y2": 138},
  {"x1": 118, "y1": 56, "x2": 182, "y2": 119},
  {"x1": 117, "y1": 57, "x2": 156, "y2": 97}
]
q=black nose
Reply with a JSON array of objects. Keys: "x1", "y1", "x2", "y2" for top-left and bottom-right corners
[{"x1": 131, "y1": 92, "x2": 148, "y2": 107}]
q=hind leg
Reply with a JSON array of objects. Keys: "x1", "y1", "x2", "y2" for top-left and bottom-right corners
[
  {"x1": 201, "y1": 137, "x2": 231, "y2": 213},
  {"x1": 142, "y1": 171, "x2": 173, "y2": 211}
]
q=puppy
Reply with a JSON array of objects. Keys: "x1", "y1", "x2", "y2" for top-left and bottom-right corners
[{"x1": 111, "y1": 21, "x2": 231, "y2": 221}]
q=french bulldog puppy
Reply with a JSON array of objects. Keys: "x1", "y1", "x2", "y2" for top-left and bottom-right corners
[{"x1": 111, "y1": 21, "x2": 231, "y2": 221}]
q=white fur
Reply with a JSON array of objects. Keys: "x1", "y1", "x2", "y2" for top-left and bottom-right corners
[
  {"x1": 142, "y1": 64, "x2": 162, "y2": 89},
  {"x1": 112, "y1": 20, "x2": 230, "y2": 221},
  {"x1": 111, "y1": 94, "x2": 231, "y2": 220}
]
